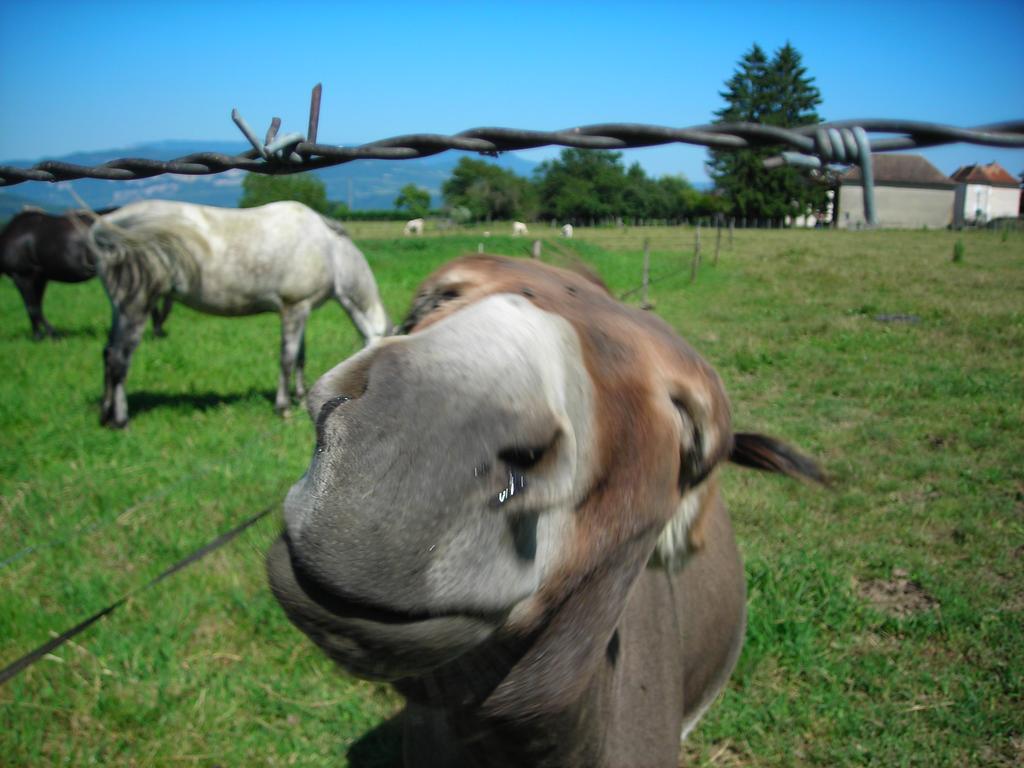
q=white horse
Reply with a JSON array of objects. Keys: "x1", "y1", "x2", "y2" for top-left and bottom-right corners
[
  {"x1": 88, "y1": 200, "x2": 389, "y2": 428},
  {"x1": 404, "y1": 218, "x2": 424, "y2": 236},
  {"x1": 512, "y1": 221, "x2": 529, "y2": 236},
  {"x1": 561, "y1": 223, "x2": 574, "y2": 238}
]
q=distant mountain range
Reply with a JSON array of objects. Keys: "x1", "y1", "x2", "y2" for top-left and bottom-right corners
[{"x1": 0, "y1": 140, "x2": 540, "y2": 217}]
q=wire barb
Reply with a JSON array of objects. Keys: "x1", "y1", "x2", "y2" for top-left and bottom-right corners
[
  {"x1": 308, "y1": 82, "x2": 322, "y2": 144},
  {"x1": 264, "y1": 117, "x2": 281, "y2": 146},
  {"x1": 231, "y1": 108, "x2": 267, "y2": 159}
]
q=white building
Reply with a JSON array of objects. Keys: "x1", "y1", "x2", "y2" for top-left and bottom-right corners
[
  {"x1": 837, "y1": 154, "x2": 955, "y2": 229},
  {"x1": 950, "y1": 162, "x2": 1021, "y2": 227}
]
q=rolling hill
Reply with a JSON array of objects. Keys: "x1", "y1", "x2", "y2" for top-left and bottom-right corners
[{"x1": 0, "y1": 140, "x2": 539, "y2": 215}]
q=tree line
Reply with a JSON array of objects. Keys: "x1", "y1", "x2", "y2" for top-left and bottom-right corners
[
  {"x1": 241, "y1": 43, "x2": 824, "y2": 224},
  {"x1": 238, "y1": 150, "x2": 726, "y2": 225}
]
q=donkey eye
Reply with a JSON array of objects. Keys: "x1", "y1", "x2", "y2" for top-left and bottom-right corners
[
  {"x1": 498, "y1": 431, "x2": 560, "y2": 472},
  {"x1": 397, "y1": 287, "x2": 463, "y2": 334},
  {"x1": 672, "y1": 398, "x2": 706, "y2": 492}
]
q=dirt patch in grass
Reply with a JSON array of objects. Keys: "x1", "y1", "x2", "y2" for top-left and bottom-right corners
[
  {"x1": 679, "y1": 740, "x2": 751, "y2": 767},
  {"x1": 978, "y1": 735, "x2": 1024, "y2": 767},
  {"x1": 857, "y1": 569, "x2": 939, "y2": 617}
]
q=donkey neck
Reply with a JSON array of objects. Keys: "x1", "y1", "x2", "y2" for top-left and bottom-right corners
[
  {"x1": 397, "y1": 565, "x2": 694, "y2": 768},
  {"x1": 401, "y1": 647, "x2": 617, "y2": 768},
  {"x1": 393, "y1": 500, "x2": 746, "y2": 767}
]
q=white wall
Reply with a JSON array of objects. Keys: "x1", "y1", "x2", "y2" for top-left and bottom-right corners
[
  {"x1": 838, "y1": 184, "x2": 955, "y2": 229},
  {"x1": 954, "y1": 184, "x2": 1022, "y2": 225},
  {"x1": 989, "y1": 187, "x2": 1020, "y2": 220}
]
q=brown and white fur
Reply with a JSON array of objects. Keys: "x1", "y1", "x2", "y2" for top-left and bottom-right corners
[
  {"x1": 88, "y1": 200, "x2": 389, "y2": 428},
  {"x1": 267, "y1": 255, "x2": 823, "y2": 767}
]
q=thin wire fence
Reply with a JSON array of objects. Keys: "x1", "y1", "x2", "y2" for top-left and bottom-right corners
[
  {"x1": 0, "y1": 502, "x2": 277, "y2": 685},
  {"x1": 0, "y1": 419, "x2": 287, "y2": 571}
]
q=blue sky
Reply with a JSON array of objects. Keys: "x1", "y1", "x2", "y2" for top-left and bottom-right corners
[{"x1": 1, "y1": 1, "x2": 1022, "y2": 182}]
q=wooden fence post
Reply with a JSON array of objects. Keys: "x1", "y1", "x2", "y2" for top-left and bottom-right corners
[
  {"x1": 641, "y1": 238, "x2": 652, "y2": 309},
  {"x1": 690, "y1": 226, "x2": 701, "y2": 284},
  {"x1": 531, "y1": 239, "x2": 542, "y2": 260},
  {"x1": 729, "y1": 217, "x2": 735, "y2": 248},
  {"x1": 714, "y1": 215, "x2": 722, "y2": 266}
]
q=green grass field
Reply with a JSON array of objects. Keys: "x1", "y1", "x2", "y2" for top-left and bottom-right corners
[{"x1": 1, "y1": 224, "x2": 1021, "y2": 766}]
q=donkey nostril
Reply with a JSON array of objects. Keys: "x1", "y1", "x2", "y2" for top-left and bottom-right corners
[{"x1": 315, "y1": 394, "x2": 352, "y2": 448}]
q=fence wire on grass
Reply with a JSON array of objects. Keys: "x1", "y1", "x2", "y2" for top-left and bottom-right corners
[
  {"x1": 2, "y1": 84, "x2": 1022, "y2": 227},
  {"x1": 0, "y1": 414, "x2": 294, "y2": 683},
  {"x1": 0, "y1": 421, "x2": 285, "y2": 571},
  {"x1": 0, "y1": 502, "x2": 277, "y2": 686}
]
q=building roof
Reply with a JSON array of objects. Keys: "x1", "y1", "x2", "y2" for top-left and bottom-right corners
[
  {"x1": 949, "y1": 162, "x2": 1019, "y2": 188},
  {"x1": 840, "y1": 154, "x2": 954, "y2": 188}
]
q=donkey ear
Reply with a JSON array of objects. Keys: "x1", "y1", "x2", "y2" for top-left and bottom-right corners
[
  {"x1": 729, "y1": 432, "x2": 828, "y2": 485},
  {"x1": 652, "y1": 369, "x2": 733, "y2": 560},
  {"x1": 671, "y1": 383, "x2": 732, "y2": 494}
]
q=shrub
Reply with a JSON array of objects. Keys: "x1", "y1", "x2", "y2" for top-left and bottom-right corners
[{"x1": 952, "y1": 239, "x2": 965, "y2": 263}]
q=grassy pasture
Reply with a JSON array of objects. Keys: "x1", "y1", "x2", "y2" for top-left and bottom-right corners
[{"x1": 1, "y1": 224, "x2": 1021, "y2": 766}]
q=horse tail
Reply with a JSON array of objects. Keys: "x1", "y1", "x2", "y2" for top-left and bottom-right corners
[{"x1": 87, "y1": 208, "x2": 205, "y2": 310}]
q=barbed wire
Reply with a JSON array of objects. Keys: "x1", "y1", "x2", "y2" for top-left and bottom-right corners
[
  {"x1": 3, "y1": 119, "x2": 1022, "y2": 187},
  {"x1": 1, "y1": 84, "x2": 1022, "y2": 226}
]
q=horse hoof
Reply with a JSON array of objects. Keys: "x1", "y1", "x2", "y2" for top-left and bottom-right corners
[{"x1": 100, "y1": 410, "x2": 128, "y2": 429}]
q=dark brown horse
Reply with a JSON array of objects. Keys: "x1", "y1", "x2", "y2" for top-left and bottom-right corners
[
  {"x1": 268, "y1": 255, "x2": 824, "y2": 767},
  {"x1": 0, "y1": 208, "x2": 170, "y2": 339}
]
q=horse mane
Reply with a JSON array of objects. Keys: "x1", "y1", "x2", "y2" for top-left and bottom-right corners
[
  {"x1": 318, "y1": 215, "x2": 350, "y2": 239},
  {"x1": 88, "y1": 207, "x2": 207, "y2": 301}
]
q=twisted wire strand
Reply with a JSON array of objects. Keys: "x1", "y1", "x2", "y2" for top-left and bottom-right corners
[{"x1": 3, "y1": 119, "x2": 1022, "y2": 187}]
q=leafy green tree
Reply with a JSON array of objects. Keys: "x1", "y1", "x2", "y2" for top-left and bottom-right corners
[
  {"x1": 535, "y1": 149, "x2": 629, "y2": 223},
  {"x1": 442, "y1": 158, "x2": 537, "y2": 222},
  {"x1": 394, "y1": 184, "x2": 431, "y2": 218},
  {"x1": 534, "y1": 150, "x2": 722, "y2": 223},
  {"x1": 238, "y1": 172, "x2": 332, "y2": 214},
  {"x1": 708, "y1": 42, "x2": 824, "y2": 221},
  {"x1": 651, "y1": 175, "x2": 726, "y2": 219}
]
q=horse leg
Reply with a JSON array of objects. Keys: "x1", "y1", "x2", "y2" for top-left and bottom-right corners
[
  {"x1": 12, "y1": 273, "x2": 54, "y2": 340},
  {"x1": 151, "y1": 295, "x2": 173, "y2": 338},
  {"x1": 276, "y1": 302, "x2": 312, "y2": 415},
  {"x1": 295, "y1": 325, "x2": 308, "y2": 403},
  {"x1": 101, "y1": 305, "x2": 147, "y2": 428}
]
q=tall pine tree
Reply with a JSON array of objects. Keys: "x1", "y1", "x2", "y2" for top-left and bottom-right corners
[{"x1": 708, "y1": 43, "x2": 823, "y2": 222}]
